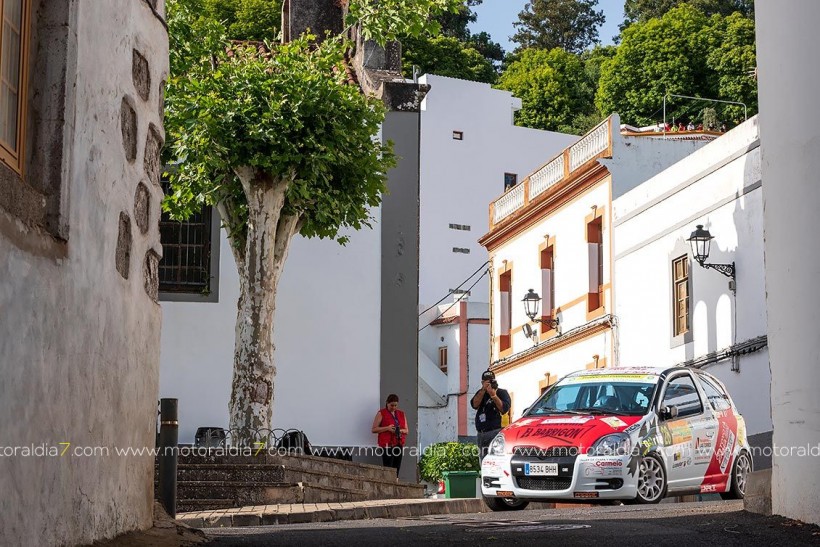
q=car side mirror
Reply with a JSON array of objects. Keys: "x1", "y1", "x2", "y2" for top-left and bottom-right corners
[
  {"x1": 522, "y1": 406, "x2": 531, "y2": 415},
  {"x1": 660, "y1": 405, "x2": 679, "y2": 420}
]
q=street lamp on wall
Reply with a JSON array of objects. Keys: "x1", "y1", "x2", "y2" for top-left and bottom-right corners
[
  {"x1": 687, "y1": 225, "x2": 736, "y2": 281},
  {"x1": 522, "y1": 289, "x2": 560, "y2": 341}
]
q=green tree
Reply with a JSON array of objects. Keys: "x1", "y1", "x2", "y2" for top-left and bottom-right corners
[
  {"x1": 512, "y1": 0, "x2": 606, "y2": 54},
  {"x1": 705, "y1": 11, "x2": 757, "y2": 123},
  {"x1": 597, "y1": 4, "x2": 756, "y2": 126},
  {"x1": 201, "y1": 0, "x2": 283, "y2": 41},
  {"x1": 622, "y1": 0, "x2": 754, "y2": 29},
  {"x1": 402, "y1": 35, "x2": 497, "y2": 82},
  {"x1": 165, "y1": 0, "x2": 461, "y2": 438},
  {"x1": 497, "y1": 47, "x2": 595, "y2": 133}
]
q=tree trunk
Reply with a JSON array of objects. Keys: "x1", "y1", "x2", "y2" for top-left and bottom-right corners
[{"x1": 227, "y1": 168, "x2": 300, "y2": 446}]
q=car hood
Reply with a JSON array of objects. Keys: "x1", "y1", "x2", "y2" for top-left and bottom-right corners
[{"x1": 503, "y1": 414, "x2": 645, "y2": 452}]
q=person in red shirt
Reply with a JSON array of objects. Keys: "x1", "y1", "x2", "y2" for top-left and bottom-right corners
[{"x1": 372, "y1": 394, "x2": 409, "y2": 474}]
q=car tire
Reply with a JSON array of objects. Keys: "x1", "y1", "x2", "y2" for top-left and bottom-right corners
[
  {"x1": 483, "y1": 496, "x2": 530, "y2": 511},
  {"x1": 633, "y1": 453, "x2": 667, "y2": 504},
  {"x1": 720, "y1": 451, "x2": 752, "y2": 500}
]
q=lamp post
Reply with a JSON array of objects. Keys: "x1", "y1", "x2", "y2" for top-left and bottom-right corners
[
  {"x1": 522, "y1": 289, "x2": 559, "y2": 334},
  {"x1": 687, "y1": 225, "x2": 736, "y2": 280}
]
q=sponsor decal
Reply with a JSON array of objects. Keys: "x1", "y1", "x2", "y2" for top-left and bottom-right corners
[
  {"x1": 624, "y1": 419, "x2": 645, "y2": 435},
  {"x1": 496, "y1": 490, "x2": 515, "y2": 497},
  {"x1": 567, "y1": 374, "x2": 657, "y2": 383},
  {"x1": 539, "y1": 416, "x2": 595, "y2": 425},
  {"x1": 694, "y1": 436, "x2": 713, "y2": 464},
  {"x1": 700, "y1": 484, "x2": 718, "y2": 493},
  {"x1": 736, "y1": 418, "x2": 747, "y2": 444},
  {"x1": 718, "y1": 427, "x2": 736, "y2": 474},
  {"x1": 573, "y1": 491, "x2": 600, "y2": 498},
  {"x1": 516, "y1": 426, "x2": 593, "y2": 442},
  {"x1": 594, "y1": 459, "x2": 623, "y2": 467},
  {"x1": 601, "y1": 417, "x2": 628, "y2": 429}
]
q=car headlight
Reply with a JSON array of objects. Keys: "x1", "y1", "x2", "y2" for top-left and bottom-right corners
[
  {"x1": 589, "y1": 433, "x2": 631, "y2": 457},
  {"x1": 488, "y1": 433, "x2": 506, "y2": 456}
]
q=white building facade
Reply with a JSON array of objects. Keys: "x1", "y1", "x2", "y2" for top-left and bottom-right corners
[
  {"x1": 613, "y1": 116, "x2": 771, "y2": 469},
  {"x1": 0, "y1": 1, "x2": 168, "y2": 544},
  {"x1": 480, "y1": 116, "x2": 712, "y2": 422},
  {"x1": 756, "y1": 0, "x2": 820, "y2": 525}
]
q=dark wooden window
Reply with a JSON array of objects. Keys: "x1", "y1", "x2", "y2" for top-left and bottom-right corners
[
  {"x1": 672, "y1": 255, "x2": 690, "y2": 336},
  {"x1": 499, "y1": 269, "x2": 512, "y2": 352},
  {"x1": 159, "y1": 178, "x2": 214, "y2": 294},
  {"x1": 0, "y1": 0, "x2": 30, "y2": 174},
  {"x1": 504, "y1": 173, "x2": 517, "y2": 190},
  {"x1": 452, "y1": 130, "x2": 463, "y2": 140},
  {"x1": 438, "y1": 346, "x2": 448, "y2": 373},
  {"x1": 540, "y1": 244, "x2": 555, "y2": 325}
]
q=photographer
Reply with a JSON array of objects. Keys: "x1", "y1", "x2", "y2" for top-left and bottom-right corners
[
  {"x1": 471, "y1": 370, "x2": 511, "y2": 460},
  {"x1": 371, "y1": 394, "x2": 408, "y2": 474}
]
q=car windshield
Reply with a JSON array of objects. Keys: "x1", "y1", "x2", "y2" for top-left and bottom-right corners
[{"x1": 527, "y1": 377, "x2": 659, "y2": 417}]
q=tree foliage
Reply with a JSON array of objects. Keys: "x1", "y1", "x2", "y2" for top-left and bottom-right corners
[
  {"x1": 622, "y1": 0, "x2": 754, "y2": 29},
  {"x1": 402, "y1": 35, "x2": 498, "y2": 83},
  {"x1": 497, "y1": 47, "x2": 596, "y2": 133},
  {"x1": 596, "y1": 4, "x2": 756, "y2": 126},
  {"x1": 401, "y1": 0, "x2": 503, "y2": 82},
  {"x1": 200, "y1": 0, "x2": 283, "y2": 41},
  {"x1": 512, "y1": 0, "x2": 606, "y2": 54}
]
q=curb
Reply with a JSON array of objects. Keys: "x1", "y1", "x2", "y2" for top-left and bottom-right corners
[{"x1": 178, "y1": 498, "x2": 488, "y2": 528}]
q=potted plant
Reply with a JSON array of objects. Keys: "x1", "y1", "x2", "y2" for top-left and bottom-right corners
[{"x1": 419, "y1": 442, "x2": 480, "y2": 498}]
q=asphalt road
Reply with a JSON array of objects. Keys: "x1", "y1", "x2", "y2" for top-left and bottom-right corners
[{"x1": 205, "y1": 501, "x2": 820, "y2": 546}]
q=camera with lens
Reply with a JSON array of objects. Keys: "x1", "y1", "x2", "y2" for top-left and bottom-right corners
[{"x1": 490, "y1": 379, "x2": 498, "y2": 389}]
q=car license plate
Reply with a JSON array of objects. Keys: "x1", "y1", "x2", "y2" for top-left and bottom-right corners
[{"x1": 525, "y1": 462, "x2": 558, "y2": 476}]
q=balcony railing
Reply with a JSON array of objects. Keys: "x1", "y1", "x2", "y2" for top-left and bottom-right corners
[
  {"x1": 489, "y1": 116, "x2": 613, "y2": 229},
  {"x1": 492, "y1": 182, "x2": 526, "y2": 224}
]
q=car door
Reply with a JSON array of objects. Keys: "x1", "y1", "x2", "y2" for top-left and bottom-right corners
[{"x1": 658, "y1": 372, "x2": 714, "y2": 492}]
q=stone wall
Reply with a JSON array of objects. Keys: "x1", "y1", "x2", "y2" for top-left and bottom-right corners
[{"x1": 0, "y1": 0, "x2": 168, "y2": 544}]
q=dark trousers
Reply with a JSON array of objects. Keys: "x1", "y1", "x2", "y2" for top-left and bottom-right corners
[
  {"x1": 477, "y1": 428, "x2": 501, "y2": 460},
  {"x1": 381, "y1": 445, "x2": 403, "y2": 474}
]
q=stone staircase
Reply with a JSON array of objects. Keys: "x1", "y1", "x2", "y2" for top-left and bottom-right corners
[{"x1": 161, "y1": 451, "x2": 424, "y2": 513}]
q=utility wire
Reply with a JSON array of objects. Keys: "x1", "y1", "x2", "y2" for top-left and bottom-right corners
[
  {"x1": 419, "y1": 268, "x2": 490, "y2": 332},
  {"x1": 418, "y1": 260, "x2": 490, "y2": 317}
]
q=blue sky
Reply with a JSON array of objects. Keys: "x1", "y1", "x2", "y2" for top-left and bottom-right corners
[{"x1": 469, "y1": 0, "x2": 626, "y2": 53}]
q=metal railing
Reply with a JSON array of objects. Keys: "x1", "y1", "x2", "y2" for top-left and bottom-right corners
[{"x1": 490, "y1": 117, "x2": 612, "y2": 228}]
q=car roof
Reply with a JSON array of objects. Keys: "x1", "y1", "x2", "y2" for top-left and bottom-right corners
[{"x1": 566, "y1": 366, "x2": 675, "y2": 378}]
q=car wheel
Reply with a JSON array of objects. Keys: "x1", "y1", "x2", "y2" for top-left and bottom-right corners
[
  {"x1": 634, "y1": 454, "x2": 667, "y2": 504},
  {"x1": 483, "y1": 496, "x2": 530, "y2": 511},
  {"x1": 721, "y1": 451, "x2": 752, "y2": 500}
]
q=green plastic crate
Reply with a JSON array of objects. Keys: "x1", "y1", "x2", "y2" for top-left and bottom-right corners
[{"x1": 443, "y1": 470, "x2": 479, "y2": 498}]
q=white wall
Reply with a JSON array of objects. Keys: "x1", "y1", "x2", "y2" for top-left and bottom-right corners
[
  {"x1": 489, "y1": 180, "x2": 612, "y2": 358},
  {"x1": 418, "y1": 75, "x2": 577, "y2": 307},
  {"x1": 0, "y1": 2, "x2": 168, "y2": 544},
  {"x1": 613, "y1": 117, "x2": 771, "y2": 436},
  {"x1": 160, "y1": 212, "x2": 381, "y2": 447},
  {"x1": 756, "y1": 0, "x2": 820, "y2": 525}
]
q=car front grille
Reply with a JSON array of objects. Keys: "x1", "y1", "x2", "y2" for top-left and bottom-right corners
[{"x1": 515, "y1": 476, "x2": 572, "y2": 490}]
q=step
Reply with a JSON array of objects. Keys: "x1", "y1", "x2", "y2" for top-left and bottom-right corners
[
  {"x1": 176, "y1": 463, "x2": 286, "y2": 483},
  {"x1": 282, "y1": 467, "x2": 423, "y2": 499},
  {"x1": 175, "y1": 451, "x2": 398, "y2": 483},
  {"x1": 176, "y1": 481, "x2": 375, "y2": 511}
]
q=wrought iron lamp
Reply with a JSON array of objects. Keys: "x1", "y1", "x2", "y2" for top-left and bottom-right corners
[
  {"x1": 687, "y1": 225, "x2": 736, "y2": 280},
  {"x1": 522, "y1": 289, "x2": 560, "y2": 333}
]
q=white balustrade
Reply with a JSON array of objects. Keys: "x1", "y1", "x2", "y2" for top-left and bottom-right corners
[
  {"x1": 569, "y1": 120, "x2": 610, "y2": 171},
  {"x1": 493, "y1": 183, "x2": 525, "y2": 224},
  {"x1": 529, "y1": 155, "x2": 565, "y2": 199}
]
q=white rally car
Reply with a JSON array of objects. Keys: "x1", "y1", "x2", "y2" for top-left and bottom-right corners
[{"x1": 481, "y1": 366, "x2": 752, "y2": 510}]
